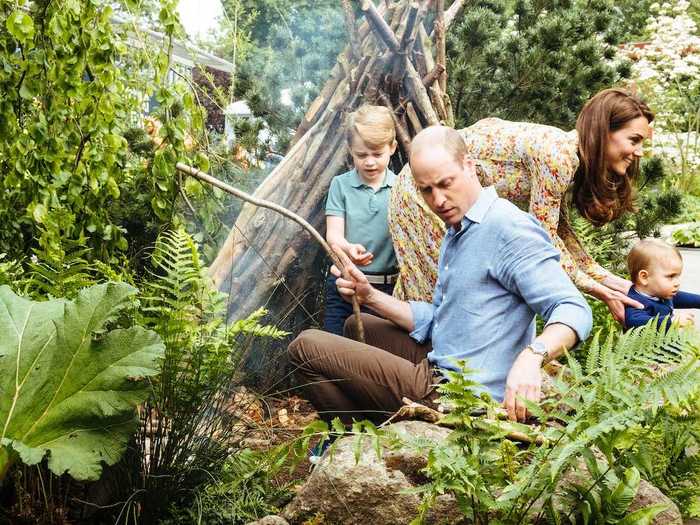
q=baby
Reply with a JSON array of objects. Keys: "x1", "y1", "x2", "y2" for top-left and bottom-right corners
[{"x1": 625, "y1": 238, "x2": 700, "y2": 330}]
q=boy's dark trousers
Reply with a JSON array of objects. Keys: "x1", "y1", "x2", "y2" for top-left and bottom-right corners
[{"x1": 323, "y1": 274, "x2": 394, "y2": 336}]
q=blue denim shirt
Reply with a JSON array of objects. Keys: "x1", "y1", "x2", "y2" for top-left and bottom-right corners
[{"x1": 409, "y1": 186, "x2": 592, "y2": 401}]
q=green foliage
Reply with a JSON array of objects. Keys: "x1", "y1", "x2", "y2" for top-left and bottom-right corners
[
  {"x1": 672, "y1": 223, "x2": 700, "y2": 247},
  {"x1": 447, "y1": 0, "x2": 631, "y2": 128},
  {"x1": 0, "y1": 282, "x2": 164, "y2": 482},
  {"x1": 126, "y1": 228, "x2": 288, "y2": 521},
  {"x1": 0, "y1": 0, "x2": 209, "y2": 268},
  {"x1": 215, "y1": 0, "x2": 346, "y2": 150},
  {"x1": 402, "y1": 323, "x2": 700, "y2": 523},
  {"x1": 163, "y1": 448, "x2": 293, "y2": 524}
]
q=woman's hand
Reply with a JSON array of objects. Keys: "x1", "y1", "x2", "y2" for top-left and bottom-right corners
[
  {"x1": 590, "y1": 283, "x2": 643, "y2": 324},
  {"x1": 601, "y1": 274, "x2": 633, "y2": 295}
]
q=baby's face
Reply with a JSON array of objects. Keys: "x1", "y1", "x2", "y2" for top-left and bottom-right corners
[{"x1": 642, "y1": 254, "x2": 683, "y2": 299}]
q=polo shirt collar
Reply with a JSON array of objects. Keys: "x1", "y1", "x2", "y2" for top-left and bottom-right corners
[{"x1": 349, "y1": 168, "x2": 396, "y2": 189}]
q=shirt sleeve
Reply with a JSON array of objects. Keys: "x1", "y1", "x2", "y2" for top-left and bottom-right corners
[
  {"x1": 673, "y1": 291, "x2": 700, "y2": 309},
  {"x1": 624, "y1": 306, "x2": 672, "y2": 331},
  {"x1": 495, "y1": 215, "x2": 593, "y2": 343},
  {"x1": 408, "y1": 272, "x2": 444, "y2": 343},
  {"x1": 325, "y1": 177, "x2": 345, "y2": 217},
  {"x1": 524, "y1": 134, "x2": 605, "y2": 295}
]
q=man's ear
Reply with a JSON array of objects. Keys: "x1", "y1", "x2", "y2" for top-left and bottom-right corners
[{"x1": 463, "y1": 158, "x2": 477, "y2": 177}]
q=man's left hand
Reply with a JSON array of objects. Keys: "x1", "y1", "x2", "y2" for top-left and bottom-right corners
[{"x1": 504, "y1": 349, "x2": 543, "y2": 422}]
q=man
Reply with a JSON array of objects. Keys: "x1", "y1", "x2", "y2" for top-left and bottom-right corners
[{"x1": 289, "y1": 126, "x2": 592, "y2": 424}]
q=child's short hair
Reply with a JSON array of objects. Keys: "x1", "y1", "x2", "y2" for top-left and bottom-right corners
[
  {"x1": 627, "y1": 238, "x2": 682, "y2": 283},
  {"x1": 346, "y1": 105, "x2": 396, "y2": 149}
]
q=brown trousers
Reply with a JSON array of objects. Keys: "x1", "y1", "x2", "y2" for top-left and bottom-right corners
[{"x1": 288, "y1": 313, "x2": 436, "y2": 425}]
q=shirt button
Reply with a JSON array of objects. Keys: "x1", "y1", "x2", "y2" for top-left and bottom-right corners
[{"x1": 445, "y1": 264, "x2": 449, "y2": 270}]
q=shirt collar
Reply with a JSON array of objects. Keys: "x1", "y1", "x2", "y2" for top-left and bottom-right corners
[
  {"x1": 465, "y1": 186, "x2": 498, "y2": 224},
  {"x1": 349, "y1": 168, "x2": 396, "y2": 189},
  {"x1": 446, "y1": 186, "x2": 498, "y2": 235},
  {"x1": 632, "y1": 287, "x2": 661, "y2": 302}
]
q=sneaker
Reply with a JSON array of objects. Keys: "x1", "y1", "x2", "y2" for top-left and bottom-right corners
[{"x1": 309, "y1": 435, "x2": 335, "y2": 466}]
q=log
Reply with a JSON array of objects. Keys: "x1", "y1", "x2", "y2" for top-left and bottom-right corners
[{"x1": 208, "y1": 1, "x2": 462, "y2": 371}]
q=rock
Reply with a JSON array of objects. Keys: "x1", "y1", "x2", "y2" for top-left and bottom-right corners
[
  {"x1": 246, "y1": 516, "x2": 289, "y2": 525},
  {"x1": 283, "y1": 419, "x2": 682, "y2": 525},
  {"x1": 627, "y1": 480, "x2": 683, "y2": 525},
  {"x1": 282, "y1": 420, "x2": 465, "y2": 525},
  {"x1": 552, "y1": 455, "x2": 682, "y2": 525}
]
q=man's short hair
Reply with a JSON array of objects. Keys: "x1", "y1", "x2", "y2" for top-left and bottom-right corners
[
  {"x1": 346, "y1": 105, "x2": 396, "y2": 149},
  {"x1": 409, "y1": 125, "x2": 467, "y2": 166},
  {"x1": 627, "y1": 238, "x2": 682, "y2": 283}
]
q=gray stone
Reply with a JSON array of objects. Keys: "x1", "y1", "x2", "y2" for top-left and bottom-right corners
[
  {"x1": 246, "y1": 515, "x2": 290, "y2": 525},
  {"x1": 627, "y1": 480, "x2": 683, "y2": 525},
  {"x1": 282, "y1": 420, "x2": 682, "y2": 525},
  {"x1": 282, "y1": 420, "x2": 466, "y2": 525}
]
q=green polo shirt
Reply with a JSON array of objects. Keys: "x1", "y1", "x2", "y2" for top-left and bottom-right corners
[{"x1": 325, "y1": 168, "x2": 397, "y2": 273}]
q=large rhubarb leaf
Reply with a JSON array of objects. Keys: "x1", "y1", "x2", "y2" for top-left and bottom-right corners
[{"x1": 0, "y1": 283, "x2": 164, "y2": 480}]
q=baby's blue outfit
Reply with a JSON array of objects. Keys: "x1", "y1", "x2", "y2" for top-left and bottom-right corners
[{"x1": 624, "y1": 287, "x2": 700, "y2": 331}]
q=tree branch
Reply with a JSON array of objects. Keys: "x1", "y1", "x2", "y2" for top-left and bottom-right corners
[
  {"x1": 361, "y1": 0, "x2": 400, "y2": 52},
  {"x1": 175, "y1": 162, "x2": 365, "y2": 342}
]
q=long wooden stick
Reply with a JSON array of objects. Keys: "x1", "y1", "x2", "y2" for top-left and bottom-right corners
[{"x1": 175, "y1": 162, "x2": 365, "y2": 342}]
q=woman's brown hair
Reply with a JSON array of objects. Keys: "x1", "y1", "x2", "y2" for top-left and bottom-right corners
[{"x1": 572, "y1": 88, "x2": 654, "y2": 226}]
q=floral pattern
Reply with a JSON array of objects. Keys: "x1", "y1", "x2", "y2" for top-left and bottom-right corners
[{"x1": 389, "y1": 118, "x2": 610, "y2": 302}]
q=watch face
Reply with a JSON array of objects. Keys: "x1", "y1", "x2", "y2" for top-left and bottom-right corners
[{"x1": 530, "y1": 341, "x2": 548, "y2": 355}]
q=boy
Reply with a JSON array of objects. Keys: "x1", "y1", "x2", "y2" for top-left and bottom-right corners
[
  {"x1": 323, "y1": 105, "x2": 398, "y2": 336},
  {"x1": 624, "y1": 238, "x2": 700, "y2": 330}
]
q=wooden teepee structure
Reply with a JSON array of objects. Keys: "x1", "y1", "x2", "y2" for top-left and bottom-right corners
[{"x1": 208, "y1": 0, "x2": 464, "y2": 323}]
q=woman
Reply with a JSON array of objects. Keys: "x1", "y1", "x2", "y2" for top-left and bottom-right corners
[{"x1": 390, "y1": 88, "x2": 653, "y2": 322}]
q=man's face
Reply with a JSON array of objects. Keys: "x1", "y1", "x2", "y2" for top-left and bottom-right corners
[{"x1": 411, "y1": 147, "x2": 476, "y2": 227}]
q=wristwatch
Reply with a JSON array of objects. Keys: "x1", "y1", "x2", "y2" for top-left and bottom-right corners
[{"x1": 525, "y1": 341, "x2": 549, "y2": 362}]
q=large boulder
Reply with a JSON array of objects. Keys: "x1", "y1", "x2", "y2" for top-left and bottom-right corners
[
  {"x1": 282, "y1": 420, "x2": 466, "y2": 525},
  {"x1": 283, "y1": 419, "x2": 683, "y2": 525}
]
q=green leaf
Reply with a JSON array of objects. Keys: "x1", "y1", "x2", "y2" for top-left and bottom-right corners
[
  {"x1": 195, "y1": 152, "x2": 210, "y2": 172},
  {"x1": 608, "y1": 467, "x2": 640, "y2": 517},
  {"x1": 616, "y1": 503, "x2": 668, "y2": 525},
  {"x1": 0, "y1": 283, "x2": 164, "y2": 481},
  {"x1": 6, "y1": 11, "x2": 35, "y2": 42}
]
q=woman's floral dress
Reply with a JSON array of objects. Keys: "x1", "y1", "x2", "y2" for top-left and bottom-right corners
[{"x1": 389, "y1": 118, "x2": 611, "y2": 301}]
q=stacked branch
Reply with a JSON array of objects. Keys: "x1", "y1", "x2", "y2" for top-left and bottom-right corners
[{"x1": 209, "y1": 0, "x2": 464, "y2": 322}]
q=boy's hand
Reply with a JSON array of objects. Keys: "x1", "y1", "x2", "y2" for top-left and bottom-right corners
[
  {"x1": 348, "y1": 243, "x2": 373, "y2": 266},
  {"x1": 673, "y1": 311, "x2": 695, "y2": 327}
]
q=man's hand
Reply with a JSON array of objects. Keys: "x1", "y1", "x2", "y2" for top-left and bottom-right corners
[
  {"x1": 347, "y1": 243, "x2": 373, "y2": 266},
  {"x1": 673, "y1": 310, "x2": 696, "y2": 327},
  {"x1": 504, "y1": 348, "x2": 543, "y2": 422},
  {"x1": 330, "y1": 248, "x2": 374, "y2": 305}
]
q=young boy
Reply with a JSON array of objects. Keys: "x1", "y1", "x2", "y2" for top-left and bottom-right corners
[
  {"x1": 624, "y1": 238, "x2": 700, "y2": 331},
  {"x1": 323, "y1": 105, "x2": 398, "y2": 336}
]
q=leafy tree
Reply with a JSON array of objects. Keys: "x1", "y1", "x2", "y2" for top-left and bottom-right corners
[
  {"x1": 447, "y1": 0, "x2": 632, "y2": 129},
  {"x1": 214, "y1": 0, "x2": 347, "y2": 150},
  {"x1": 0, "y1": 0, "x2": 208, "y2": 266}
]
